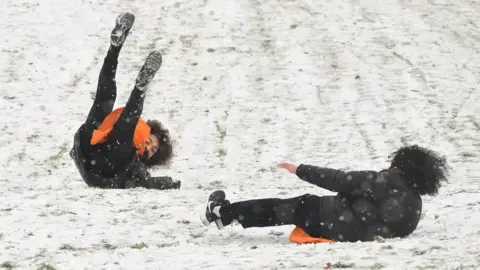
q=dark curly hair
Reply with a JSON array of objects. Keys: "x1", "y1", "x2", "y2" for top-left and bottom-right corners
[
  {"x1": 389, "y1": 145, "x2": 449, "y2": 196},
  {"x1": 142, "y1": 120, "x2": 173, "y2": 168}
]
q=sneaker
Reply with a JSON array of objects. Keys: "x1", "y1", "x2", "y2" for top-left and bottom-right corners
[
  {"x1": 111, "y1": 12, "x2": 135, "y2": 47},
  {"x1": 201, "y1": 190, "x2": 230, "y2": 228},
  {"x1": 135, "y1": 51, "x2": 162, "y2": 91}
]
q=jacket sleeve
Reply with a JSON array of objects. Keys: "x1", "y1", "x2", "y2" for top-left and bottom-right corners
[
  {"x1": 143, "y1": 176, "x2": 181, "y2": 190},
  {"x1": 295, "y1": 164, "x2": 384, "y2": 197},
  {"x1": 125, "y1": 162, "x2": 181, "y2": 190}
]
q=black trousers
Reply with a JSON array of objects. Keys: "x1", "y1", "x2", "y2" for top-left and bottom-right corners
[
  {"x1": 219, "y1": 194, "x2": 328, "y2": 238},
  {"x1": 79, "y1": 46, "x2": 147, "y2": 177}
]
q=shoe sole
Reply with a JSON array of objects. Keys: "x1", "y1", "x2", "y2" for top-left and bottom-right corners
[
  {"x1": 111, "y1": 12, "x2": 135, "y2": 47},
  {"x1": 135, "y1": 51, "x2": 163, "y2": 90}
]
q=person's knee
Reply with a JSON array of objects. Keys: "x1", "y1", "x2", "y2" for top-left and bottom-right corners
[
  {"x1": 273, "y1": 195, "x2": 313, "y2": 224},
  {"x1": 274, "y1": 201, "x2": 296, "y2": 223},
  {"x1": 300, "y1": 193, "x2": 314, "y2": 199},
  {"x1": 298, "y1": 193, "x2": 318, "y2": 206}
]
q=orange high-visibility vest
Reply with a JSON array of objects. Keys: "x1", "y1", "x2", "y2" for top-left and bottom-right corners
[{"x1": 90, "y1": 107, "x2": 151, "y2": 156}]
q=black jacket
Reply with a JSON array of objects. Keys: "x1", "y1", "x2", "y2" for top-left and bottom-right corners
[
  {"x1": 296, "y1": 164, "x2": 422, "y2": 242},
  {"x1": 70, "y1": 126, "x2": 180, "y2": 190}
]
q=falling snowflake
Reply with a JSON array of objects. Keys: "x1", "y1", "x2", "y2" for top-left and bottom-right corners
[{"x1": 361, "y1": 181, "x2": 371, "y2": 191}]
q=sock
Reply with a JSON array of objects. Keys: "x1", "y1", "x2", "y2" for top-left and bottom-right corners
[{"x1": 212, "y1": 206, "x2": 222, "y2": 217}]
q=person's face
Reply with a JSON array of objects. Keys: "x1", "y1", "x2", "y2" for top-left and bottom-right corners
[{"x1": 145, "y1": 134, "x2": 160, "y2": 159}]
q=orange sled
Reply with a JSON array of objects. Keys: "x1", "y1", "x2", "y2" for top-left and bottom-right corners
[{"x1": 289, "y1": 226, "x2": 335, "y2": 244}]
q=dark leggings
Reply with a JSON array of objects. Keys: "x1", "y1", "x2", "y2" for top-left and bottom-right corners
[
  {"x1": 80, "y1": 46, "x2": 146, "y2": 176},
  {"x1": 219, "y1": 194, "x2": 327, "y2": 237}
]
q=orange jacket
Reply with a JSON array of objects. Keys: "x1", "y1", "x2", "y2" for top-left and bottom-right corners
[{"x1": 90, "y1": 107, "x2": 150, "y2": 156}]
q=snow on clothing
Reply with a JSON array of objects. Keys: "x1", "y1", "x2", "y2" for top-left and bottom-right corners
[
  {"x1": 70, "y1": 46, "x2": 178, "y2": 190},
  {"x1": 217, "y1": 164, "x2": 422, "y2": 242}
]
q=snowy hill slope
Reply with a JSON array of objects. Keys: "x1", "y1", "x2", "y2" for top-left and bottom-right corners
[{"x1": 1, "y1": 0, "x2": 480, "y2": 269}]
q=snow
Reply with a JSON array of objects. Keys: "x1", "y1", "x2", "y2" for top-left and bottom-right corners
[{"x1": 1, "y1": 0, "x2": 480, "y2": 269}]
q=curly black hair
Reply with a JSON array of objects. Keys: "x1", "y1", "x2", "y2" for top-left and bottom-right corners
[
  {"x1": 389, "y1": 145, "x2": 449, "y2": 196},
  {"x1": 142, "y1": 120, "x2": 173, "y2": 168}
]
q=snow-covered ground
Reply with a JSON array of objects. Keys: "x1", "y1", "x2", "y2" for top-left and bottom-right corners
[{"x1": 1, "y1": 0, "x2": 480, "y2": 269}]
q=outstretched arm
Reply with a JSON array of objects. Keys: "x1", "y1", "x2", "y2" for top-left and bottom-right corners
[
  {"x1": 144, "y1": 176, "x2": 181, "y2": 190},
  {"x1": 279, "y1": 162, "x2": 382, "y2": 196},
  {"x1": 126, "y1": 163, "x2": 181, "y2": 190}
]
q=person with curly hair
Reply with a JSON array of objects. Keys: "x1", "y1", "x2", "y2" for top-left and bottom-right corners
[
  {"x1": 201, "y1": 145, "x2": 448, "y2": 242},
  {"x1": 70, "y1": 12, "x2": 180, "y2": 190}
]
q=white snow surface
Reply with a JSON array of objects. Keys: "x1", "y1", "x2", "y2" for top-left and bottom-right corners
[{"x1": 1, "y1": 0, "x2": 480, "y2": 269}]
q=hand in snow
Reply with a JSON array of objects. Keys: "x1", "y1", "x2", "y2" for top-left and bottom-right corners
[
  {"x1": 278, "y1": 162, "x2": 297, "y2": 173},
  {"x1": 171, "y1": 180, "x2": 181, "y2": 189}
]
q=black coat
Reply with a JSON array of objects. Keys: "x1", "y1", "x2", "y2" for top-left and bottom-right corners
[
  {"x1": 70, "y1": 126, "x2": 180, "y2": 190},
  {"x1": 295, "y1": 164, "x2": 422, "y2": 242}
]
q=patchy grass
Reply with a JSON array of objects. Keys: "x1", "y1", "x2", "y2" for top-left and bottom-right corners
[
  {"x1": 36, "y1": 264, "x2": 56, "y2": 270},
  {"x1": 0, "y1": 262, "x2": 15, "y2": 269},
  {"x1": 130, "y1": 242, "x2": 148, "y2": 249}
]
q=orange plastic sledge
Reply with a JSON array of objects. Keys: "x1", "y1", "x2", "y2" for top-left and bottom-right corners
[{"x1": 289, "y1": 226, "x2": 335, "y2": 244}]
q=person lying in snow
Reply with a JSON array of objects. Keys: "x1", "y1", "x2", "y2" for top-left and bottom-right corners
[
  {"x1": 201, "y1": 145, "x2": 448, "y2": 242},
  {"x1": 70, "y1": 12, "x2": 180, "y2": 190}
]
